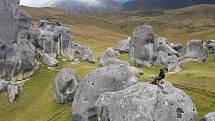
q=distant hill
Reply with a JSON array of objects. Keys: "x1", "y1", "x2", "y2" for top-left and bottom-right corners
[
  {"x1": 52, "y1": 0, "x2": 123, "y2": 14},
  {"x1": 123, "y1": 0, "x2": 215, "y2": 11}
]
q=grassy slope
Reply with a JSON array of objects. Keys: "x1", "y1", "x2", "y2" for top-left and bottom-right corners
[{"x1": 0, "y1": 5, "x2": 215, "y2": 121}]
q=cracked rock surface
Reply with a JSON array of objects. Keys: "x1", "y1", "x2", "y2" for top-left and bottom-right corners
[
  {"x1": 95, "y1": 80, "x2": 197, "y2": 121},
  {"x1": 72, "y1": 65, "x2": 142, "y2": 121}
]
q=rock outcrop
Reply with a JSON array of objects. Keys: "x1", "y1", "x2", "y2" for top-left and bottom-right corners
[
  {"x1": 0, "y1": 0, "x2": 38, "y2": 81},
  {"x1": 101, "y1": 58, "x2": 129, "y2": 67},
  {"x1": 202, "y1": 112, "x2": 215, "y2": 121},
  {"x1": 54, "y1": 68, "x2": 78, "y2": 104},
  {"x1": 0, "y1": 79, "x2": 9, "y2": 92},
  {"x1": 99, "y1": 48, "x2": 127, "y2": 67},
  {"x1": 7, "y1": 84, "x2": 19, "y2": 102},
  {"x1": 129, "y1": 25, "x2": 155, "y2": 67},
  {"x1": 99, "y1": 48, "x2": 118, "y2": 65},
  {"x1": 73, "y1": 43, "x2": 96, "y2": 63},
  {"x1": 207, "y1": 40, "x2": 215, "y2": 61},
  {"x1": 115, "y1": 37, "x2": 130, "y2": 54},
  {"x1": 166, "y1": 55, "x2": 181, "y2": 72},
  {"x1": 42, "y1": 54, "x2": 59, "y2": 67},
  {"x1": 128, "y1": 25, "x2": 180, "y2": 72},
  {"x1": 72, "y1": 65, "x2": 142, "y2": 121},
  {"x1": 95, "y1": 80, "x2": 197, "y2": 121},
  {"x1": 29, "y1": 20, "x2": 75, "y2": 62},
  {"x1": 181, "y1": 40, "x2": 208, "y2": 63}
]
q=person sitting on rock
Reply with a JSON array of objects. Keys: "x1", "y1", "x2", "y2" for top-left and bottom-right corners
[{"x1": 151, "y1": 69, "x2": 165, "y2": 85}]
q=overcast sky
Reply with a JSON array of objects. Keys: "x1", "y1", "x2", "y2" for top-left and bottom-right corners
[
  {"x1": 20, "y1": 0, "x2": 129, "y2": 7},
  {"x1": 20, "y1": 0, "x2": 59, "y2": 7}
]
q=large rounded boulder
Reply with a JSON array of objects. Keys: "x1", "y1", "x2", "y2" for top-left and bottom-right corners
[
  {"x1": 202, "y1": 112, "x2": 215, "y2": 121},
  {"x1": 72, "y1": 65, "x2": 142, "y2": 121},
  {"x1": 54, "y1": 68, "x2": 78, "y2": 104},
  {"x1": 129, "y1": 25, "x2": 155, "y2": 67},
  {"x1": 95, "y1": 80, "x2": 197, "y2": 121}
]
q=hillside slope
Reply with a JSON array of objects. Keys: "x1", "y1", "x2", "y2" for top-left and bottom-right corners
[
  {"x1": 123, "y1": 0, "x2": 215, "y2": 11},
  {"x1": 0, "y1": 4, "x2": 214, "y2": 121}
]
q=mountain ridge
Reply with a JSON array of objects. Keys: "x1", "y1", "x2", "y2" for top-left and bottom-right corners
[{"x1": 123, "y1": 0, "x2": 215, "y2": 11}]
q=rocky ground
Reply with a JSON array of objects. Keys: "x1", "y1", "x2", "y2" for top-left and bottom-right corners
[{"x1": 0, "y1": 1, "x2": 215, "y2": 121}]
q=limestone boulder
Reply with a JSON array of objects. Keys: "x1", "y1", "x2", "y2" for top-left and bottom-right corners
[
  {"x1": 7, "y1": 84, "x2": 19, "y2": 102},
  {"x1": 95, "y1": 80, "x2": 197, "y2": 121},
  {"x1": 42, "y1": 54, "x2": 59, "y2": 67},
  {"x1": 99, "y1": 48, "x2": 118, "y2": 65},
  {"x1": 115, "y1": 37, "x2": 130, "y2": 54},
  {"x1": 0, "y1": 79, "x2": 9, "y2": 92},
  {"x1": 29, "y1": 20, "x2": 74, "y2": 61},
  {"x1": 154, "y1": 37, "x2": 178, "y2": 56},
  {"x1": 54, "y1": 68, "x2": 78, "y2": 104},
  {"x1": 101, "y1": 58, "x2": 129, "y2": 67},
  {"x1": 129, "y1": 25, "x2": 155, "y2": 67},
  {"x1": 79, "y1": 48, "x2": 96, "y2": 63},
  {"x1": 182, "y1": 40, "x2": 208, "y2": 63},
  {"x1": 202, "y1": 112, "x2": 215, "y2": 121},
  {"x1": 0, "y1": 0, "x2": 38, "y2": 81},
  {"x1": 166, "y1": 55, "x2": 181, "y2": 72},
  {"x1": 72, "y1": 65, "x2": 142, "y2": 121}
]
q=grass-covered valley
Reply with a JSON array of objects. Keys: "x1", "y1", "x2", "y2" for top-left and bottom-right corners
[{"x1": 0, "y1": 4, "x2": 215, "y2": 121}]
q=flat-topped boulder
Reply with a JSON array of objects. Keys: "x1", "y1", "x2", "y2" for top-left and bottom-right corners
[
  {"x1": 72, "y1": 65, "x2": 142, "y2": 121},
  {"x1": 95, "y1": 80, "x2": 197, "y2": 121}
]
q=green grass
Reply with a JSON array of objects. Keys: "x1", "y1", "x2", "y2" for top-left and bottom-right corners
[{"x1": 0, "y1": 4, "x2": 214, "y2": 121}]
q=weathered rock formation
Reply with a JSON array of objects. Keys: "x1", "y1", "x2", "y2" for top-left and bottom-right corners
[
  {"x1": 0, "y1": 0, "x2": 38, "y2": 81},
  {"x1": 99, "y1": 48, "x2": 128, "y2": 67},
  {"x1": 181, "y1": 40, "x2": 208, "y2": 63},
  {"x1": 154, "y1": 37, "x2": 179, "y2": 66},
  {"x1": 202, "y1": 112, "x2": 215, "y2": 121},
  {"x1": 0, "y1": 79, "x2": 9, "y2": 92},
  {"x1": 99, "y1": 48, "x2": 118, "y2": 64},
  {"x1": 101, "y1": 58, "x2": 129, "y2": 67},
  {"x1": 129, "y1": 25, "x2": 155, "y2": 67},
  {"x1": 95, "y1": 80, "x2": 197, "y2": 121},
  {"x1": 72, "y1": 65, "x2": 142, "y2": 121},
  {"x1": 42, "y1": 54, "x2": 59, "y2": 67},
  {"x1": 54, "y1": 68, "x2": 78, "y2": 104},
  {"x1": 166, "y1": 55, "x2": 181, "y2": 72},
  {"x1": 128, "y1": 25, "x2": 180, "y2": 72},
  {"x1": 72, "y1": 43, "x2": 96, "y2": 63},
  {"x1": 7, "y1": 84, "x2": 19, "y2": 102},
  {"x1": 28, "y1": 20, "x2": 75, "y2": 62},
  {"x1": 207, "y1": 40, "x2": 215, "y2": 61},
  {"x1": 115, "y1": 37, "x2": 130, "y2": 54}
]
